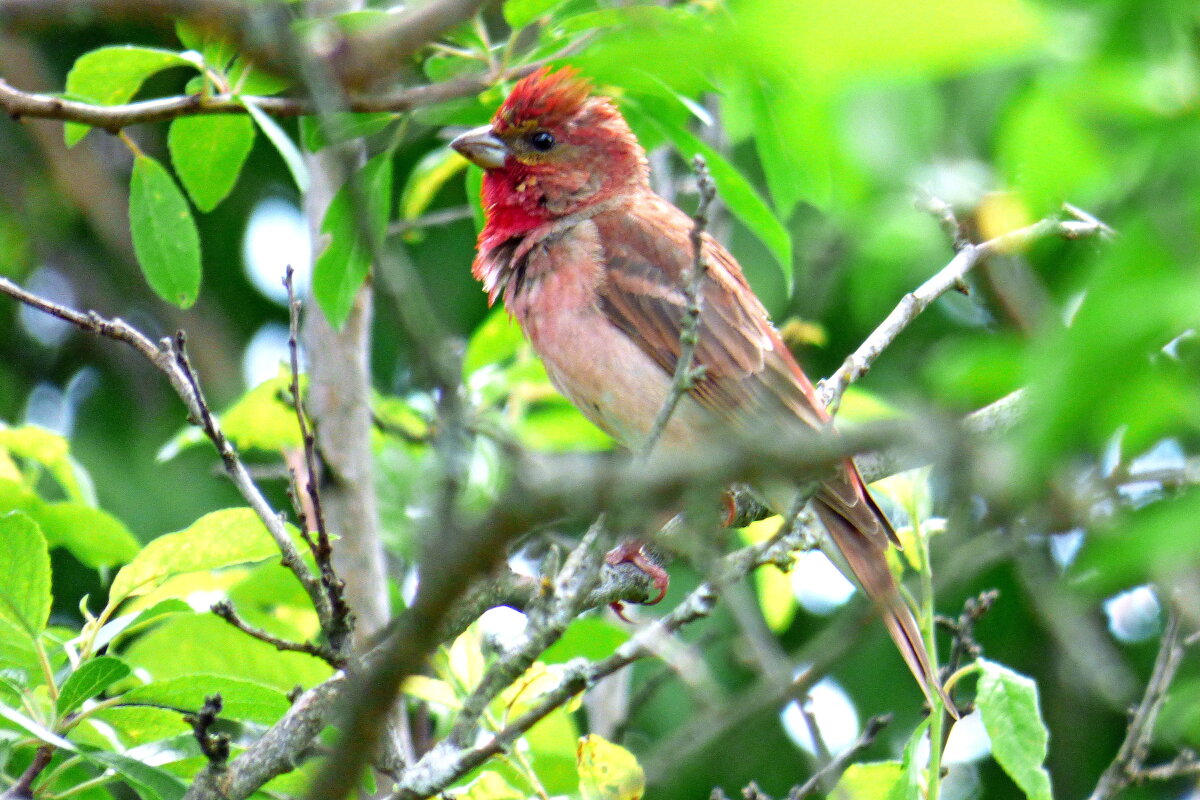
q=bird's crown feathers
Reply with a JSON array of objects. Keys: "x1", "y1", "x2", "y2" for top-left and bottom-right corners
[{"x1": 495, "y1": 66, "x2": 593, "y2": 132}]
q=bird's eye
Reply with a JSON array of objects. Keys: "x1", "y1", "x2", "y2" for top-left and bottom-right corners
[{"x1": 529, "y1": 131, "x2": 555, "y2": 152}]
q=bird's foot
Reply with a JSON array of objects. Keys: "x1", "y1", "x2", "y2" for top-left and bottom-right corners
[{"x1": 605, "y1": 540, "x2": 669, "y2": 622}]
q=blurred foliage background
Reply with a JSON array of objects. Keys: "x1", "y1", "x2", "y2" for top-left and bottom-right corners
[{"x1": 2, "y1": 0, "x2": 1200, "y2": 797}]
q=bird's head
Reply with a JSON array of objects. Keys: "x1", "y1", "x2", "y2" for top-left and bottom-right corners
[{"x1": 452, "y1": 67, "x2": 649, "y2": 229}]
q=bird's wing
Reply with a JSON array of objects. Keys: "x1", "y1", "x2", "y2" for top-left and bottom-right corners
[
  {"x1": 591, "y1": 198, "x2": 826, "y2": 431},
  {"x1": 589, "y1": 196, "x2": 951, "y2": 712},
  {"x1": 590, "y1": 198, "x2": 892, "y2": 548}
]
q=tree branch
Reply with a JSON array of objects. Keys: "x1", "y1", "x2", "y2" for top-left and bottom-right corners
[
  {"x1": 211, "y1": 600, "x2": 344, "y2": 668},
  {"x1": 817, "y1": 207, "x2": 1114, "y2": 414},
  {"x1": 787, "y1": 714, "x2": 892, "y2": 800},
  {"x1": 0, "y1": 275, "x2": 335, "y2": 634},
  {"x1": 0, "y1": 64, "x2": 546, "y2": 130},
  {"x1": 0, "y1": 0, "x2": 495, "y2": 91},
  {"x1": 1087, "y1": 599, "x2": 1198, "y2": 800}
]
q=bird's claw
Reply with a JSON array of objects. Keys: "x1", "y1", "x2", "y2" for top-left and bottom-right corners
[{"x1": 605, "y1": 540, "x2": 669, "y2": 621}]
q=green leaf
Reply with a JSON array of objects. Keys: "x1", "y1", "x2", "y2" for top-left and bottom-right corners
[
  {"x1": 0, "y1": 702, "x2": 76, "y2": 749},
  {"x1": 128, "y1": 155, "x2": 203, "y2": 308},
  {"x1": 997, "y1": 84, "x2": 1107, "y2": 216},
  {"x1": 518, "y1": 403, "x2": 612, "y2": 452},
  {"x1": 299, "y1": 112, "x2": 396, "y2": 152},
  {"x1": 168, "y1": 114, "x2": 255, "y2": 212},
  {"x1": 737, "y1": 0, "x2": 1043, "y2": 86},
  {"x1": 0, "y1": 699, "x2": 186, "y2": 800},
  {"x1": 1075, "y1": 490, "x2": 1200, "y2": 594},
  {"x1": 629, "y1": 105, "x2": 794, "y2": 291},
  {"x1": 504, "y1": 0, "x2": 567, "y2": 29},
  {"x1": 175, "y1": 22, "x2": 236, "y2": 73},
  {"x1": 91, "y1": 599, "x2": 191, "y2": 653},
  {"x1": 121, "y1": 674, "x2": 290, "y2": 725},
  {"x1": 887, "y1": 717, "x2": 930, "y2": 800},
  {"x1": 746, "y1": 76, "x2": 834, "y2": 214},
  {"x1": 90, "y1": 705, "x2": 191, "y2": 746},
  {"x1": 78, "y1": 746, "x2": 187, "y2": 800},
  {"x1": 739, "y1": 515, "x2": 797, "y2": 632},
  {"x1": 464, "y1": 307, "x2": 524, "y2": 374},
  {"x1": 577, "y1": 734, "x2": 645, "y2": 800},
  {"x1": 977, "y1": 659, "x2": 1053, "y2": 800},
  {"x1": 402, "y1": 675, "x2": 461, "y2": 710},
  {"x1": 64, "y1": 46, "x2": 195, "y2": 146},
  {"x1": 0, "y1": 478, "x2": 138, "y2": 569},
  {"x1": 57, "y1": 655, "x2": 132, "y2": 717},
  {"x1": 400, "y1": 147, "x2": 468, "y2": 221},
  {"x1": 0, "y1": 424, "x2": 94, "y2": 503},
  {"x1": 37, "y1": 502, "x2": 140, "y2": 568},
  {"x1": 0, "y1": 614, "x2": 41, "y2": 681},
  {"x1": 109, "y1": 508, "x2": 300, "y2": 604},
  {"x1": 0, "y1": 512, "x2": 51, "y2": 638},
  {"x1": 228, "y1": 58, "x2": 290, "y2": 96},
  {"x1": 834, "y1": 762, "x2": 903, "y2": 800},
  {"x1": 466, "y1": 164, "x2": 485, "y2": 232},
  {"x1": 542, "y1": 618, "x2": 630, "y2": 664},
  {"x1": 159, "y1": 370, "x2": 306, "y2": 460},
  {"x1": 243, "y1": 97, "x2": 310, "y2": 192},
  {"x1": 312, "y1": 149, "x2": 394, "y2": 328}
]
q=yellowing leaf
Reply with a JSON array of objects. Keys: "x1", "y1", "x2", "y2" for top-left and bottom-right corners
[
  {"x1": 402, "y1": 675, "x2": 461, "y2": 710},
  {"x1": 873, "y1": 466, "x2": 933, "y2": 522},
  {"x1": 754, "y1": 562, "x2": 797, "y2": 633},
  {"x1": 455, "y1": 771, "x2": 523, "y2": 800},
  {"x1": 0, "y1": 424, "x2": 93, "y2": 503},
  {"x1": 441, "y1": 625, "x2": 486, "y2": 691},
  {"x1": 832, "y1": 761, "x2": 902, "y2": 799},
  {"x1": 577, "y1": 734, "x2": 645, "y2": 800},
  {"x1": 977, "y1": 192, "x2": 1033, "y2": 243},
  {"x1": 400, "y1": 147, "x2": 467, "y2": 221}
]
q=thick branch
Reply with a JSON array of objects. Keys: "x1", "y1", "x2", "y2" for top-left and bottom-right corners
[
  {"x1": 184, "y1": 674, "x2": 346, "y2": 800},
  {"x1": 392, "y1": 513, "x2": 822, "y2": 799}
]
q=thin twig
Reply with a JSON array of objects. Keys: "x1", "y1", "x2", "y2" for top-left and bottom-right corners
[
  {"x1": 0, "y1": 275, "x2": 331, "y2": 628},
  {"x1": 817, "y1": 207, "x2": 1114, "y2": 414},
  {"x1": 284, "y1": 266, "x2": 353, "y2": 652},
  {"x1": 786, "y1": 714, "x2": 892, "y2": 800},
  {"x1": 641, "y1": 154, "x2": 716, "y2": 456},
  {"x1": 211, "y1": 601, "x2": 344, "y2": 668},
  {"x1": 387, "y1": 206, "x2": 475, "y2": 237},
  {"x1": 937, "y1": 589, "x2": 999, "y2": 685},
  {"x1": 185, "y1": 694, "x2": 231, "y2": 766},
  {"x1": 1087, "y1": 600, "x2": 1197, "y2": 800},
  {"x1": 915, "y1": 192, "x2": 971, "y2": 252}
]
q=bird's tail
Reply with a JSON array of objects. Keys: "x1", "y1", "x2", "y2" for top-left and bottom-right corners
[{"x1": 812, "y1": 493, "x2": 959, "y2": 719}]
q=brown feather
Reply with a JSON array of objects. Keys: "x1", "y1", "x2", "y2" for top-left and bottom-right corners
[{"x1": 468, "y1": 69, "x2": 954, "y2": 714}]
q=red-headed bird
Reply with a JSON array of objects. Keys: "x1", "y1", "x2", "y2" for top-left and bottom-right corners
[{"x1": 452, "y1": 66, "x2": 952, "y2": 713}]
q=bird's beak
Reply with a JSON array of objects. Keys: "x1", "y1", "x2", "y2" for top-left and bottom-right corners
[{"x1": 451, "y1": 125, "x2": 507, "y2": 170}]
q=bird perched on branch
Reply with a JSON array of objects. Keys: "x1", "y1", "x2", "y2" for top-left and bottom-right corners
[{"x1": 451, "y1": 66, "x2": 953, "y2": 714}]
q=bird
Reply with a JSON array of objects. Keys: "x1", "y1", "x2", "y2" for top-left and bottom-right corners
[{"x1": 451, "y1": 66, "x2": 953, "y2": 714}]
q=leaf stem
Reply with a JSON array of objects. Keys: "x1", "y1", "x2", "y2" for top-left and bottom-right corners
[{"x1": 915, "y1": 500, "x2": 944, "y2": 800}]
